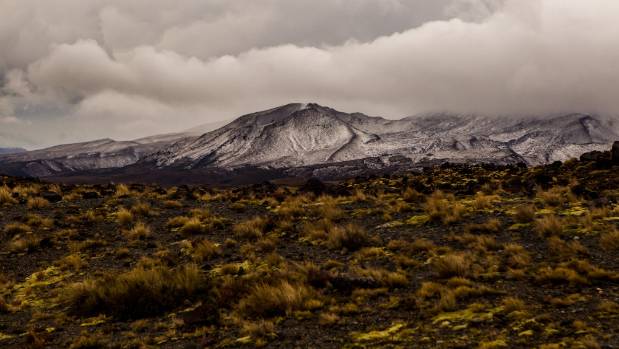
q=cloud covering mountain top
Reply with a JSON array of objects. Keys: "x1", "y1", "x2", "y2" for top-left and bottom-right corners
[{"x1": 1, "y1": 0, "x2": 619, "y2": 149}]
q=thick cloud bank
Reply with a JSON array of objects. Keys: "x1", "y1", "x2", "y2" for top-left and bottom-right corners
[{"x1": 1, "y1": 0, "x2": 618, "y2": 148}]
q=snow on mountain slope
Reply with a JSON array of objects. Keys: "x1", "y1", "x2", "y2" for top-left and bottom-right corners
[
  {"x1": 147, "y1": 103, "x2": 618, "y2": 170},
  {"x1": 1, "y1": 103, "x2": 617, "y2": 178}
]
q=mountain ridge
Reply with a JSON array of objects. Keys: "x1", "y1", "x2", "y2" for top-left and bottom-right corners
[{"x1": 0, "y1": 103, "x2": 617, "y2": 180}]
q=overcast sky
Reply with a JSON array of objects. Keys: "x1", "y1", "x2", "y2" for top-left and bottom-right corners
[{"x1": 1, "y1": 0, "x2": 618, "y2": 149}]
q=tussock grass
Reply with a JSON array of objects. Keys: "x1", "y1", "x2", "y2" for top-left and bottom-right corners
[
  {"x1": 326, "y1": 223, "x2": 370, "y2": 251},
  {"x1": 234, "y1": 216, "x2": 269, "y2": 240},
  {"x1": 535, "y1": 215, "x2": 564, "y2": 237},
  {"x1": 26, "y1": 197, "x2": 49, "y2": 209},
  {"x1": 0, "y1": 186, "x2": 16, "y2": 205},
  {"x1": 237, "y1": 280, "x2": 319, "y2": 318},
  {"x1": 116, "y1": 207, "x2": 134, "y2": 226},
  {"x1": 425, "y1": 191, "x2": 466, "y2": 225},
  {"x1": 65, "y1": 264, "x2": 209, "y2": 319},
  {"x1": 433, "y1": 253, "x2": 471, "y2": 278},
  {"x1": 600, "y1": 229, "x2": 619, "y2": 251}
]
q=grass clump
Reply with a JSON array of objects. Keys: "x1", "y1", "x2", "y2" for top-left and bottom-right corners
[
  {"x1": 535, "y1": 215, "x2": 564, "y2": 237},
  {"x1": 600, "y1": 229, "x2": 619, "y2": 251},
  {"x1": 238, "y1": 280, "x2": 319, "y2": 318},
  {"x1": 65, "y1": 263, "x2": 209, "y2": 319},
  {"x1": 116, "y1": 207, "x2": 133, "y2": 226},
  {"x1": 0, "y1": 186, "x2": 16, "y2": 205},
  {"x1": 26, "y1": 197, "x2": 49, "y2": 209},
  {"x1": 433, "y1": 253, "x2": 471, "y2": 278},
  {"x1": 425, "y1": 191, "x2": 465, "y2": 225},
  {"x1": 326, "y1": 223, "x2": 370, "y2": 251},
  {"x1": 233, "y1": 216, "x2": 269, "y2": 240}
]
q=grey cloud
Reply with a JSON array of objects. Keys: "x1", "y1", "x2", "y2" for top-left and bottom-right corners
[{"x1": 1, "y1": 0, "x2": 618, "y2": 149}]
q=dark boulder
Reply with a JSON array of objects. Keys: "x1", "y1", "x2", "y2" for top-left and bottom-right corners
[
  {"x1": 612, "y1": 141, "x2": 619, "y2": 163},
  {"x1": 41, "y1": 191, "x2": 62, "y2": 203},
  {"x1": 580, "y1": 150, "x2": 608, "y2": 163},
  {"x1": 300, "y1": 177, "x2": 327, "y2": 196},
  {"x1": 82, "y1": 191, "x2": 101, "y2": 199}
]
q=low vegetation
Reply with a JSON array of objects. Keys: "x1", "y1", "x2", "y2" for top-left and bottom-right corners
[{"x1": 0, "y1": 152, "x2": 617, "y2": 348}]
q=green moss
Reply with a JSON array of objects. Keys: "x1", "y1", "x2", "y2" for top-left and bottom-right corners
[
  {"x1": 433, "y1": 304, "x2": 503, "y2": 327},
  {"x1": 406, "y1": 215, "x2": 430, "y2": 226},
  {"x1": 352, "y1": 322, "x2": 406, "y2": 342}
]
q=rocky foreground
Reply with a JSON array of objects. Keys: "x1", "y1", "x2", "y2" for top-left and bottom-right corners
[{"x1": 0, "y1": 144, "x2": 618, "y2": 348}]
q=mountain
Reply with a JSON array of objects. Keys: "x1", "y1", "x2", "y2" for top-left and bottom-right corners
[
  {"x1": 147, "y1": 103, "x2": 618, "y2": 169},
  {"x1": 0, "y1": 103, "x2": 617, "y2": 181},
  {"x1": 0, "y1": 147, "x2": 26, "y2": 155}
]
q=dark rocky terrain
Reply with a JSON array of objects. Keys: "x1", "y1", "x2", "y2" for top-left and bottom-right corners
[{"x1": 0, "y1": 144, "x2": 617, "y2": 348}]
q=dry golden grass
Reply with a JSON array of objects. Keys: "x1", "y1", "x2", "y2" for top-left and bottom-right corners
[
  {"x1": 547, "y1": 236, "x2": 588, "y2": 257},
  {"x1": 600, "y1": 229, "x2": 619, "y2": 251},
  {"x1": 55, "y1": 254, "x2": 85, "y2": 271},
  {"x1": 503, "y1": 243, "x2": 531, "y2": 268},
  {"x1": 178, "y1": 217, "x2": 205, "y2": 235},
  {"x1": 237, "y1": 280, "x2": 318, "y2": 318},
  {"x1": 131, "y1": 202, "x2": 154, "y2": 217},
  {"x1": 433, "y1": 253, "x2": 471, "y2": 278},
  {"x1": 502, "y1": 296, "x2": 527, "y2": 313},
  {"x1": 116, "y1": 207, "x2": 134, "y2": 226},
  {"x1": 326, "y1": 223, "x2": 370, "y2": 251},
  {"x1": 464, "y1": 218, "x2": 501, "y2": 234},
  {"x1": 26, "y1": 197, "x2": 49, "y2": 209},
  {"x1": 535, "y1": 215, "x2": 564, "y2": 236},
  {"x1": 3, "y1": 222, "x2": 31, "y2": 237},
  {"x1": 192, "y1": 239, "x2": 222, "y2": 262},
  {"x1": 114, "y1": 184, "x2": 131, "y2": 197},
  {"x1": 233, "y1": 216, "x2": 269, "y2": 240},
  {"x1": 65, "y1": 264, "x2": 208, "y2": 318},
  {"x1": 8, "y1": 233, "x2": 41, "y2": 253},
  {"x1": 0, "y1": 186, "x2": 16, "y2": 205},
  {"x1": 126, "y1": 222, "x2": 151, "y2": 240},
  {"x1": 425, "y1": 191, "x2": 466, "y2": 225},
  {"x1": 536, "y1": 266, "x2": 588, "y2": 285},
  {"x1": 472, "y1": 192, "x2": 499, "y2": 210},
  {"x1": 513, "y1": 204, "x2": 536, "y2": 223}
]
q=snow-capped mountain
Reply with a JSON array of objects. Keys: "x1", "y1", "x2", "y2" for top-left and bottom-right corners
[
  {"x1": 148, "y1": 103, "x2": 618, "y2": 169},
  {"x1": 0, "y1": 103, "x2": 617, "y2": 179}
]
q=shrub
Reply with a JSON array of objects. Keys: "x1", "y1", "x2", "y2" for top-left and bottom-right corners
[
  {"x1": 238, "y1": 280, "x2": 318, "y2": 318},
  {"x1": 192, "y1": 239, "x2": 222, "y2": 262},
  {"x1": 233, "y1": 216, "x2": 269, "y2": 240},
  {"x1": 425, "y1": 191, "x2": 465, "y2": 224},
  {"x1": 27, "y1": 197, "x2": 49, "y2": 209},
  {"x1": 179, "y1": 217, "x2": 205, "y2": 235},
  {"x1": 472, "y1": 192, "x2": 499, "y2": 210},
  {"x1": 126, "y1": 222, "x2": 151, "y2": 240},
  {"x1": 535, "y1": 215, "x2": 564, "y2": 237},
  {"x1": 465, "y1": 218, "x2": 501, "y2": 234},
  {"x1": 536, "y1": 266, "x2": 588, "y2": 285},
  {"x1": 433, "y1": 253, "x2": 471, "y2": 278},
  {"x1": 600, "y1": 229, "x2": 619, "y2": 251},
  {"x1": 65, "y1": 264, "x2": 209, "y2": 319},
  {"x1": 114, "y1": 184, "x2": 131, "y2": 197},
  {"x1": 0, "y1": 186, "x2": 16, "y2": 205},
  {"x1": 326, "y1": 223, "x2": 370, "y2": 251},
  {"x1": 513, "y1": 204, "x2": 536, "y2": 223},
  {"x1": 116, "y1": 208, "x2": 133, "y2": 226},
  {"x1": 3, "y1": 222, "x2": 31, "y2": 238}
]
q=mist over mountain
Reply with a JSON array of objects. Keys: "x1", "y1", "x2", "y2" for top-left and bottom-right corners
[{"x1": 0, "y1": 103, "x2": 616, "y2": 182}]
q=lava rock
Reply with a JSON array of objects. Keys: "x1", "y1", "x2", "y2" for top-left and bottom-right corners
[
  {"x1": 612, "y1": 141, "x2": 619, "y2": 163},
  {"x1": 300, "y1": 177, "x2": 327, "y2": 195},
  {"x1": 41, "y1": 191, "x2": 62, "y2": 203},
  {"x1": 82, "y1": 191, "x2": 101, "y2": 199}
]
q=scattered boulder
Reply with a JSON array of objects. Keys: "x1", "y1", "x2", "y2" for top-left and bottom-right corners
[
  {"x1": 612, "y1": 141, "x2": 619, "y2": 163},
  {"x1": 82, "y1": 191, "x2": 101, "y2": 199},
  {"x1": 580, "y1": 150, "x2": 608, "y2": 163},
  {"x1": 41, "y1": 191, "x2": 62, "y2": 203},
  {"x1": 300, "y1": 177, "x2": 327, "y2": 196}
]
